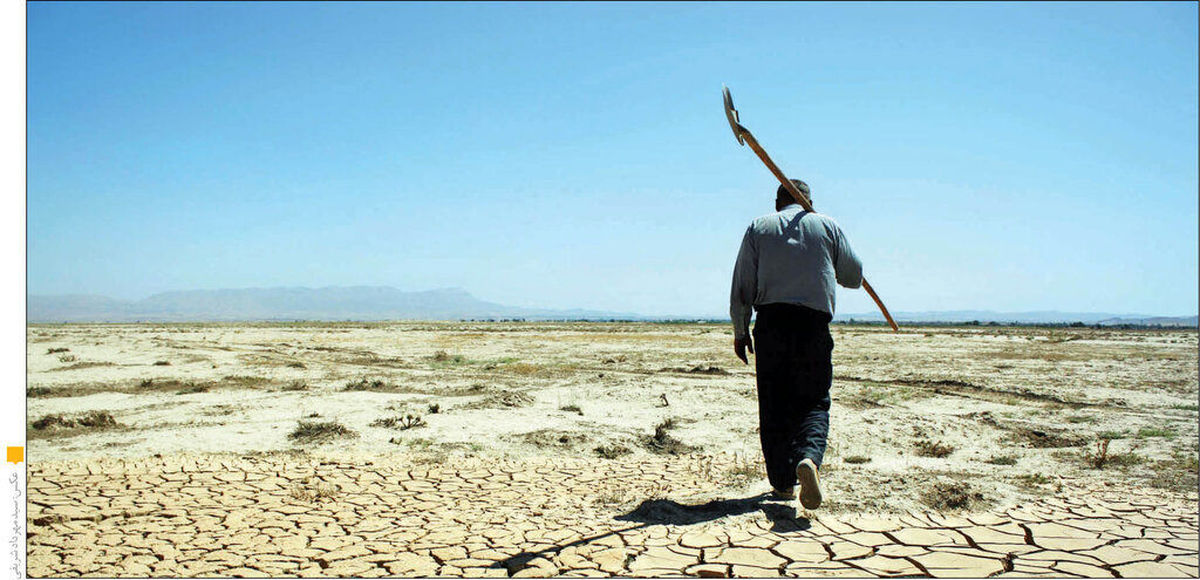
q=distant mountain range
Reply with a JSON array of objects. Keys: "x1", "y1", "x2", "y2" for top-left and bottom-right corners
[
  {"x1": 25, "y1": 286, "x2": 1199, "y2": 327},
  {"x1": 27, "y1": 286, "x2": 638, "y2": 323},
  {"x1": 833, "y1": 310, "x2": 1198, "y2": 327}
]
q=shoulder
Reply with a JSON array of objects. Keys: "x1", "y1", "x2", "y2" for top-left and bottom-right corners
[
  {"x1": 808, "y1": 213, "x2": 845, "y2": 235},
  {"x1": 748, "y1": 208, "x2": 789, "y2": 231}
]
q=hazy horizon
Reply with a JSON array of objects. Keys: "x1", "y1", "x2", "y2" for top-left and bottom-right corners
[
  {"x1": 25, "y1": 284, "x2": 1199, "y2": 321},
  {"x1": 28, "y1": 3, "x2": 1199, "y2": 317}
]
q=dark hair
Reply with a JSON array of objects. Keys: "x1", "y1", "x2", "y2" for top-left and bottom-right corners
[{"x1": 776, "y1": 179, "x2": 811, "y2": 206}]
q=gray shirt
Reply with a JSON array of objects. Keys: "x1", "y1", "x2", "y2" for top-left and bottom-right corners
[{"x1": 730, "y1": 204, "x2": 863, "y2": 340}]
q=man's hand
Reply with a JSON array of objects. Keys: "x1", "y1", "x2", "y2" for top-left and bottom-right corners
[{"x1": 734, "y1": 336, "x2": 754, "y2": 365}]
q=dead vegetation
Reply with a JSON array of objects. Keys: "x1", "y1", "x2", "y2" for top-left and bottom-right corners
[
  {"x1": 922, "y1": 480, "x2": 987, "y2": 510},
  {"x1": 29, "y1": 410, "x2": 123, "y2": 439},
  {"x1": 371, "y1": 414, "x2": 427, "y2": 430},
  {"x1": 640, "y1": 418, "x2": 698, "y2": 455},
  {"x1": 521, "y1": 429, "x2": 590, "y2": 449},
  {"x1": 464, "y1": 390, "x2": 535, "y2": 409},
  {"x1": 31, "y1": 410, "x2": 120, "y2": 431},
  {"x1": 288, "y1": 420, "x2": 358, "y2": 443},
  {"x1": 594, "y1": 443, "x2": 632, "y2": 459},
  {"x1": 914, "y1": 439, "x2": 955, "y2": 458}
]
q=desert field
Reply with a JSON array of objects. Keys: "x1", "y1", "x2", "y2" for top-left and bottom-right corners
[{"x1": 23, "y1": 322, "x2": 1200, "y2": 577}]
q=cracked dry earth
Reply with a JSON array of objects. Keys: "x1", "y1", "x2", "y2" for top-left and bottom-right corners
[{"x1": 27, "y1": 453, "x2": 1199, "y2": 578}]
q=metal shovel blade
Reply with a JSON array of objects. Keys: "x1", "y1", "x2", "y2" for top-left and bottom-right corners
[{"x1": 723, "y1": 85, "x2": 745, "y2": 146}]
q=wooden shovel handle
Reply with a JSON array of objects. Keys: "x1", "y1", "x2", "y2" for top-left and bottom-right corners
[
  {"x1": 740, "y1": 128, "x2": 900, "y2": 332},
  {"x1": 862, "y1": 278, "x2": 900, "y2": 332}
]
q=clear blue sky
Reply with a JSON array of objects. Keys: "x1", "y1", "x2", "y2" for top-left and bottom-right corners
[{"x1": 27, "y1": 2, "x2": 1199, "y2": 317}]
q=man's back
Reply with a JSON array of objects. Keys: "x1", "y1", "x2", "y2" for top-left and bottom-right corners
[{"x1": 730, "y1": 204, "x2": 862, "y2": 340}]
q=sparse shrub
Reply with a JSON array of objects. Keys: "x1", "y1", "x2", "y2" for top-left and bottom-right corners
[
  {"x1": 26, "y1": 386, "x2": 54, "y2": 398},
  {"x1": 430, "y1": 351, "x2": 467, "y2": 364},
  {"x1": 371, "y1": 414, "x2": 427, "y2": 430},
  {"x1": 923, "y1": 481, "x2": 985, "y2": 510},
  {"x1": 560, "y1": 404, "x2": 583, "y2": 416},
  {"x1": 427, "y1": 403, "x2": 441, "y2": 414},
  {"x1": 31, "y1": 410, "x2": 119, "y2": 431},
  {"x1": 988, "y1": 455, "x2": 1018, "y2": 466},
  {"x1": 343, "y1": 378, "x2": 394, "y2": 391},
  {"x1": 914, "y1": 439, "x2": 955, "y2": 458},
  {"x1": 1085, "y1": 439, "x2": 1143, "y2": 470},
  {"x1": 282, "y1": 381, "x2": 309, "y2": 391},
  {"x1": 1098, "y1": 430, "x2": 1129, "y2": 440},
  {"x1": 844, "y1": 455, "x2": 872, "y2": 464},
  {"x1": 594, "y1": 444, "x2": 632, "y2": 459},
  {"x1": 57, "y1": 354, "x2": 77, "y2": 363},
  {"x1": 288, "y1": 420, "x2": 357, "y2": 442},
  {"x1": 153, "y1": 360, "x2": 171, "y2": 366},
  {"x1": 1086, "y1": 439, "x2": 1112, "y2": 469},
  {"x1": 640, "y1": 418, "x2": 696, "y2": 455},
  {"x1": 46, "y1": 348, "x2": 70, "y2": 354}
]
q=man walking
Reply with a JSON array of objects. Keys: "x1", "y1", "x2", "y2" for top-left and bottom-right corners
[{"x1": 730, "y1": 179, "x2": 862, "y2": 510}]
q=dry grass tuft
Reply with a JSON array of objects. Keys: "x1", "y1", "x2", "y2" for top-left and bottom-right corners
[
  {"x1": 640, "y1": 418, "x2": 698, "y2": 455},
  {"x1": 371, "y1": 414, "x2": 427, "y2": 430},
  {"x1": 594, "y1": 443, "x2": 632, "y2": 459},
  {"x1": 32, "y1": 410, "x2": 120, "y2": 431},
  {"x1": 914, "y1": 439, "x2": 955, "y2": 458},
  {"x1": 922, "y1": 480, "x2": 986, "y2": 510},
  {"x1": 288, "y1": 420, "x2": 358, "y2": 442}
]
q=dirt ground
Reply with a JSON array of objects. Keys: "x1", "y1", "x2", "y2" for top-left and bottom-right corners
[{"x1": 25, "y1": 322, "x2": 1200, "y2": 515}]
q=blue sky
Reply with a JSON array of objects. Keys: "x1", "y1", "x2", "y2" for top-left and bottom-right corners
[{"x1": 27, "y1": 2, "x2": 1199, "y2": 317}]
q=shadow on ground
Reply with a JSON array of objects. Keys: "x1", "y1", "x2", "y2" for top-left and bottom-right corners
[
  {"x1": 498, "y1": 493, "x2": 810, "y2": 575},
  {"x1": 617, "y1": 493, "x2": 811, "y2": 533}
]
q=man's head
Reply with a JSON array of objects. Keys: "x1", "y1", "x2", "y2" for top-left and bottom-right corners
[{"x1": 776, "y1": 179, "x2": 811, "y2": 211}]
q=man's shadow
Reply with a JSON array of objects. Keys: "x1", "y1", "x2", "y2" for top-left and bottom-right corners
[
  {"x1": 616, "y1": 492, "x2": 811, "y2": 533},
  {"x1": 496, "y1": 493, "x2": 810, "y2": 574}
]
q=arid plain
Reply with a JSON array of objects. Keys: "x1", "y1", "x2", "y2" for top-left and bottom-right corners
[{"x1": 24, "y1": 322, "x2": 1200, "y2": 577}]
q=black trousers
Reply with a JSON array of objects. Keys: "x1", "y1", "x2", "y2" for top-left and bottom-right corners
[{"x1": 752, "y1": 303, "x2": 833, "y2": 491}]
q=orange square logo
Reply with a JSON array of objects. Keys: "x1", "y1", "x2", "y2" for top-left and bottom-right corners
[{"x1": 7, "y1": 446, "x2": 23, "y2": 464}]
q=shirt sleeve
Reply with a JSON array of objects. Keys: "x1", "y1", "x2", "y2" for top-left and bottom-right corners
[
  {"x1": 730, "y1": 225, "x2": 758, "y2": 340},
  {"x1": 832, "y1": 223, "x2": 863, "y2": 289}
]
